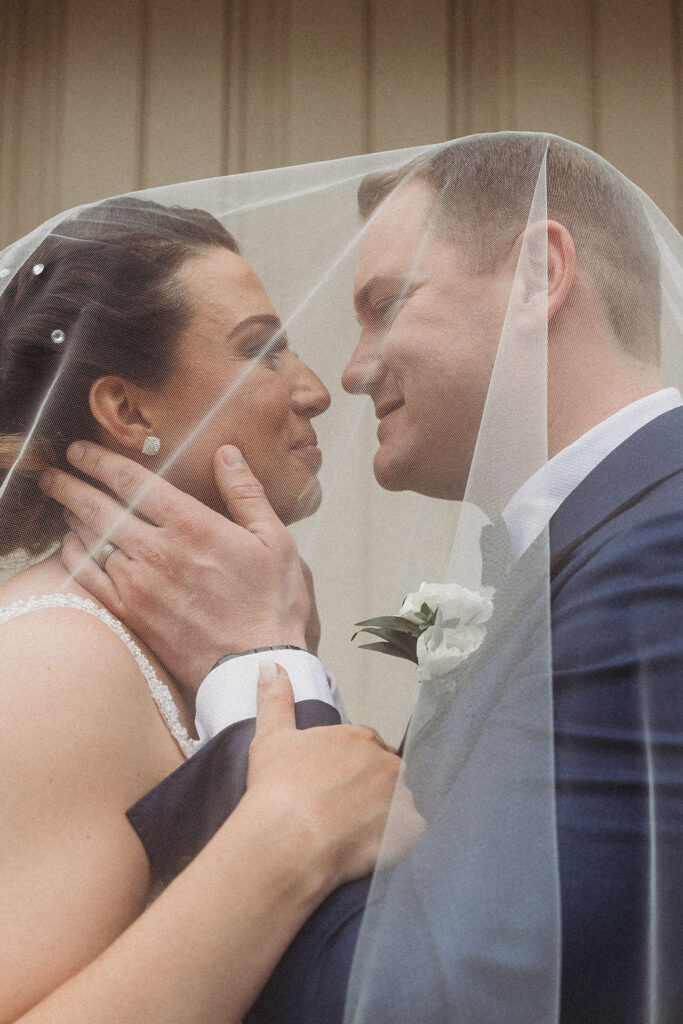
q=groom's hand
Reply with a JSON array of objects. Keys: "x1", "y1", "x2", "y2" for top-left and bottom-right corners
[{"x1": 39, "y1": 442, "x2": 310, "y2": 691}]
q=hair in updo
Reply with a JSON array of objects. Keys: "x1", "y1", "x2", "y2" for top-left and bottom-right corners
[{"x1": 0, "y1": 196, "x2": 239, "y2": 557}]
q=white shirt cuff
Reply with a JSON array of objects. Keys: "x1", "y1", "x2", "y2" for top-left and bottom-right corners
[{"x1": 195, "y1": 649, "x2": 347, "y2": 744}]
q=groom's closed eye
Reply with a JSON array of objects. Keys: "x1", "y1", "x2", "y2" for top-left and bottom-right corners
[
  {"x1": 372, "y1": 296, "x2": 402, "y2": 326},
  {"x1": 355, "y1": 276, "x2": 416, "y2": 330}
]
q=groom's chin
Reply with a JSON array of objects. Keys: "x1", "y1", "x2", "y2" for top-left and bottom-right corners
[
  {"x1": 372, "y1": 448, "x2": 408, "y2": 492},
  {"x1": 373, "y1": 447, "x2": 466, "y2": 501}
]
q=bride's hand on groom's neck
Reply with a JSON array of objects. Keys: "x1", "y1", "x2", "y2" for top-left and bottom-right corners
[{"x1": 41, "y1": 442, "x2": 311, "y2": 690}]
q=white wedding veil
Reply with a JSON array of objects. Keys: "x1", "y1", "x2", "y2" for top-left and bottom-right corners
[{"x1": 1, "y1": 133, "x2": 681, "y2": 1022}]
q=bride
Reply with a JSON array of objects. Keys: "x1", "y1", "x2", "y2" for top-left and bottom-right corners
[{"x1": 0, "y1": 196, "x2": 401, "y2": 1023}]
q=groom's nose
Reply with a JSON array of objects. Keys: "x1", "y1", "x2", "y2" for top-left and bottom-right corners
[{"x1": 342, "y1": 336, "x2": 386, "y2": 395}]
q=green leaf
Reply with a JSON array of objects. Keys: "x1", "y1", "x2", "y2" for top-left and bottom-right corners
[
  {"x1": 357, "y1": 641, "x2": 418, "y2": 664},
  {"x1": 415, "y1": 603, "x2": 437, "y2": 627},
  {"x1": 351, "y1": 626, "x2": 392, "y2": 643},
  {"x1": 353, "y1": 615, "x2": 422, "y2": 636},
  {"x1": 352, "y1": 626, "x2": 418, "y2": 655}
]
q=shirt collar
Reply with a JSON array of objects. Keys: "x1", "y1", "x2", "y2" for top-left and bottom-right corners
[{"x1": 501, "y1": 388, "x2": 682, "y2": 562}]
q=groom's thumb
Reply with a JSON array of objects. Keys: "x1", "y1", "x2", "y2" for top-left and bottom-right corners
[
  {"x1": 255, "y1": 658, "x2": 296, "y2": 736},
  {"x1": 215, "y1": 446, "x2": 280, "y2": 536}
]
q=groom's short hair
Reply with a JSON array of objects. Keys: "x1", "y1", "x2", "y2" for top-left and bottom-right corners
[{"x1": 358, "y1": 134, "x2": 660, "y2": 361}]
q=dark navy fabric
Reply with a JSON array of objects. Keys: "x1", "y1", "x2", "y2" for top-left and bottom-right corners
[
  {"x1": 548, "y1": 407, "x2": 683, "y2": 1024},
  {"x1": 126, "y1": 699, "x2": 341, "y2": 887},
  {"x1": 127, "y1": 407, "x2": 683, "y2": 1023}
]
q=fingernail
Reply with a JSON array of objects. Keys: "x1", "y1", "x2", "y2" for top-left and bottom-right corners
[
  {"x1": 67, "y1": 442, "x2": 85, "y2": 463},
  {"x1": 39, "y1": 470, "x2": 53, "y2": 491},
  {"x1": 258, "y1": 657, "x2": 279, "y2": 687},
  {"x1": 221, "y1": 445, "x2": 245, "y2": 467}
]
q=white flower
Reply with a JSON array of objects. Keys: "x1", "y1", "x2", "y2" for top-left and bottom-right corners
[
  {"x1": 400, "y1": 581, "x2": 495, "y2": 682},
  {"x1": 399, "y1": 581, "x2": 494, "y2": 628},
  {"x1": 417, "y1": 621, "x2": 487, "y2": 681}
]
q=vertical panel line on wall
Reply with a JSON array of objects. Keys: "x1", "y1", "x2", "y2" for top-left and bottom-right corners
[
  {"x1": 588, "y1": 0, "x2": 601, "y2": 153},
  {"x1": 461, "y1": 0, "x2": 473, "y2": 137},
  {"x1": 363, "y1": 0, "x2": 374, "y2": 154},
  {"x1": 52, "y1": 1, "x2": 67, "y2": 217},
  {"x1": 446, "y1": 0, "x2": 456, "y2": 139},
  {"x1": 221, "y1": 0, "x2": 232, "y2": 175},
  {"x1": 673, "y1": 0, "x2": 683, "y2": 228},
  {"x1": 9, "y1": 4, "x2": 27, "y2": 240},
  {"x1": 504, "y1": 0, "x2": 515, "y2": 129},
  {"x1": 280, "y1": 0, "x2": 292, "y2": 168},
  {"x1": 239, "y1": 0, "x2": 250, "y2": 172},
  {"x1": 136, "y1": 0, "x2": 151, "y2": 190},
  {"x1": 223, "y1": 0, "x2": 244, "y2": 175}
]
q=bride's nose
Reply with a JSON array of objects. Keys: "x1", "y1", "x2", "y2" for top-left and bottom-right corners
[{"x1": 290, "y1": 361, "x2": 331, "y2": 418}]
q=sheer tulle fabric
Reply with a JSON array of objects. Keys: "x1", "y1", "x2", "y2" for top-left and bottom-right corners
[{"x1": 0, "y1": 134, "x2": 680, "y2": 1022}]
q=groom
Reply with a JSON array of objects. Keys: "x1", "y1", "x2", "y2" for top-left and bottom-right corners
[{"x1": 46, "y1": 135, "x2": 682, "y2": 1022}]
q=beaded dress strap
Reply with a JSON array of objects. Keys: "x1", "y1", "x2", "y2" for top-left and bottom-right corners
[{"x1": 0, "y1": 593, "x2": 199, "y2": 758}]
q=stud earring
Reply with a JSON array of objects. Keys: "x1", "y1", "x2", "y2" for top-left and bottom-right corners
[{"x1": 142, "y1": 436, "x2": 161, "y2": 456}]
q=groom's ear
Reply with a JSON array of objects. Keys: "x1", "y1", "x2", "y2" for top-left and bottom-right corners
[
  {"x1": 545, "y1": 220, "x2": 576, "y2": 319},
  {"x1": 88, "y1": 376, "x2": 154, "y2": 455},
  {"x1": 508, "y1": 220, "x2": 576, "y2": 331}
]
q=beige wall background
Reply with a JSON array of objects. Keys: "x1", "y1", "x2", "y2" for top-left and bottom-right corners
[
  {"x1": 1, "y1": 0, "x2": 681, "y2": 742},
  {"x1": 2, "y1": 0, "x2": 682, "y2": 246}
]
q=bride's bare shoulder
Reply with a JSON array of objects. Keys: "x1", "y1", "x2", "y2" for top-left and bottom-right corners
[{"x1": 0, "y1": 555, "x2": 183, "y2": 775}]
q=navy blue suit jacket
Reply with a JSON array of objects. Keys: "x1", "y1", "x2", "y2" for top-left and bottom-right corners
[{"x1": 128, "y1": 407, "x2": 683, "y2": 1023}]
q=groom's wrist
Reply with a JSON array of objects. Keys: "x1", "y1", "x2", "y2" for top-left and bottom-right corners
[
  {"x1": 195, "y1": 648, "x2": 339, "y2": 743},
  {"x1": 210, "y1": 644, "x2": 306, "y2": 673}
]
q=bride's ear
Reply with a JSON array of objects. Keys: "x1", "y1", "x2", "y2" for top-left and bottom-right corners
[{"x1": 88, "y1": 376, "x2": 155, "y2": 454}]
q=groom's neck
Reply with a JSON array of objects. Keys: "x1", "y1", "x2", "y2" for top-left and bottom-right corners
[{"x1": 547, "y1": 320, "x2": 661, "y2": 458}]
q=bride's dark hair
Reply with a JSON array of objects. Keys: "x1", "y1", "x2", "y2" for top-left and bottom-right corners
[{"x1": 0, "y1": 196, "x2": 239, "y2": 557}]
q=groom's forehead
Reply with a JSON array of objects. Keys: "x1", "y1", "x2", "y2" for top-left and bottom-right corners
[{"x1": 353, "y1": 181, "x2": 437, "y2": 299}]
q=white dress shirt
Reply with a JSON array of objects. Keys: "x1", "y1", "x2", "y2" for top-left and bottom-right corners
[
  {"x1": 195, "y1": 388, "x2": 681, "y2": 744},
  {"x1": 502, "y1": 388, "x2": 682, "y2": 561},
  {"x1": 195, "y1": 648, "x2": 347, "y2": 745}
]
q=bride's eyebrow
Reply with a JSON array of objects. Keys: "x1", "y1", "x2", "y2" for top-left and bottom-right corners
[{"x1": 228, "y1": 313, "x2": 283, "y2": 339}]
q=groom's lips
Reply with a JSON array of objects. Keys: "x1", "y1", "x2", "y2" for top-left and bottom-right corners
[
  {"x1": 376, "y1": 400, "x2": 404, "y2": 420},
  {"x1": 376, "y1": 401, "x2": 404, "y2": 440}
]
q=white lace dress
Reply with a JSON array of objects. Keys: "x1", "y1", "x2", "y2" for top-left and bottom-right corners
[{"x1": 0, "y1": 592, "x2": 200, "y2": 758}]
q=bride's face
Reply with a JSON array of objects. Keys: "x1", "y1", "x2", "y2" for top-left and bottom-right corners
[{"x1": 151, "y1": 246, "x2": 330, "y2": 525}]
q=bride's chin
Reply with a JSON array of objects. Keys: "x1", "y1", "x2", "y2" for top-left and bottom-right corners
[{"x1": 277, "y1": 478, "x2": 323, "y2": 526}]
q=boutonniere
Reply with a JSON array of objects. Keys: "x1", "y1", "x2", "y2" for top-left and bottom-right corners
[{"x1": 352, "y1": 581, "x2": 495, "y2": 682}]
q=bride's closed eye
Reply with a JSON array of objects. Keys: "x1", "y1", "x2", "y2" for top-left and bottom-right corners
[{"x1": 245, "y1": 331, "x2": 289, "y2": 367}]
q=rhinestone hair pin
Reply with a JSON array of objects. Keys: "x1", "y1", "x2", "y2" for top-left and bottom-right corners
[
  {"x1": 32, "y1": 263, "x2": 44, "y2": 275},
  {"x1": 51, "y1": 329, "x2": 65, "y2": 344}
]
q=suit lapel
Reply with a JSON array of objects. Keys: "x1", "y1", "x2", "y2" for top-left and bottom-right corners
[{"x1": 549, "y1": 406, "x2": 683, "y2": 568}]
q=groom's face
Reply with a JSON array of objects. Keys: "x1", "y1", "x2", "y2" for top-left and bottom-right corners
[{"x1": 343, "y1": 180, "x2": 511, "y2": 500}]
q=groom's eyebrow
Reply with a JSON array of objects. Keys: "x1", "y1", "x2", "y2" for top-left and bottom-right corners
[{"x1": 228, "y1": 313, "x2": 283, "y2": 339}]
